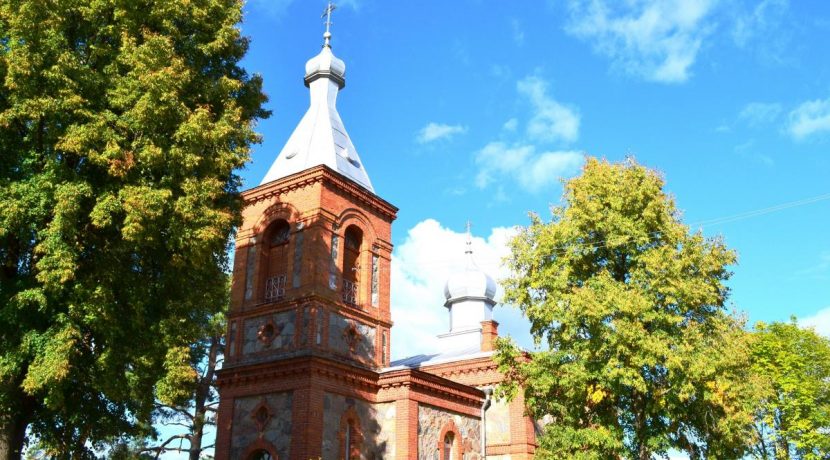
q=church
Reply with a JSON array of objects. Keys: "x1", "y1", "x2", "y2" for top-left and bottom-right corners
[{"x1": 214, "y1": 15, "x2": 538, "y2": 460}]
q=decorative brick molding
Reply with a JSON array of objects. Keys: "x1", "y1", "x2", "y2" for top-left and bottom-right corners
[
  {"x1": 241, "y1": 439, "x2": 279, "y2": 460},
  {"x1": 257, "y1": 319, "x2": 281, "y2": 347},
  {"x1": 251, "y1": 398, "x2": 272, "y2": 433},
  {"x1": 437, "y1": 420, "x2": 463, "y2": 460}
]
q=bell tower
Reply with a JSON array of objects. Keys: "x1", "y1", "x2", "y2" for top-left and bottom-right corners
[{"x1": 214, "y1": 8, "x2": 397, "y2": 458}]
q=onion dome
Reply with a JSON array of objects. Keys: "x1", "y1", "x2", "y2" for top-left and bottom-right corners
[
  {"x1": 304, "y1": 45, "x2": 346, "y2": 89},
  {"x1": 443, "y1": 233, "x2": 497, "y2": 305}
]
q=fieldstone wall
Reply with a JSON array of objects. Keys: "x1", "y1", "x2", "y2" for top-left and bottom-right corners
[
  {"x1": 321, "y1": 393, "x2": 396, "y2": 460},
  {"x1": 485, "y1": 397, "x2": 510, "y2": 445},
  {"x1": 418, "y1": 405, "x2": 482, "y2": 460},
  {"x1": 241, "y1": 309, "x2": 296, "y2": 359},
  {"x1": 328, "y1": 312, "x2": 376, "y2": 364},
  {"x1": 230, "y1": 392, "x2": 293, "y2": 459}
]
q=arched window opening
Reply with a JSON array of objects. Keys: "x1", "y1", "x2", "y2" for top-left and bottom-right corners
[
  {"x1": 342, "y1": 225, "x2": 362, "y2": 306},
  {"x1": 438, "y1": 422, "x2": 461, "y2": 460},
  {"x1": 264, "y1": 219, "x2": 291, "y2": 303},
  {"x1": 248, "y1": 449, "x2": 273, "y2": 460},
  {"x1": 443, "y1": 432, "x2": 454, "y2": 460},
  {"x1": 269, "y1": 220, "x2": 290, "y2": 246},
  {"x1": 345, "y1": 423, "x2": 354, "y2": 460},
  {"x1": 339, "y1": 407, "x2": 363, "y2": 460}
]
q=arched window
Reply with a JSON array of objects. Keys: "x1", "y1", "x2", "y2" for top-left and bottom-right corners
[
  {"x1": 342, "y1": 225, "x2": 362, "y2": 305},
  {"x1": 345, "y1": 422, "x2": 354, "y2": 459},
  {"x1": 443, "y1": 432, "x2": 454, "y2": 460},
  {"x1": 438, "y1": 421, "x2": 462, "y2": 460},
  {"x1": 339, "y1": 407, "x2": 363, "y2": 460},
  {"x1": 248, "y1": 449, "x2": 273, "y2": 460},
  {"x1": 263, "y1": 219, "x2": 290, "y2": 302}
]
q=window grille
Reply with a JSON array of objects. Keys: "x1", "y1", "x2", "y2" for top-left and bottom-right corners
[
  {"x1": 264, "y1": 274, "x2": 286, "y2": 302},
  {"x1": 342, "y1": 279, "x2": 357, "y2": 305}
]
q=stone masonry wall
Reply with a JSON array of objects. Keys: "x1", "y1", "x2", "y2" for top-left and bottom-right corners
[
  {"x1": 328, "y1": 312, "x2": 376, "y2": 364},
  {"x1": 241, "y1": 309, "x2": 296, "y2": 360},
  {"x1": 418, "y1": 404, "x2": 482, "y2": 460},
  {"x1": 485, "y1": 397, "x2": 510, "y2": 446},
  {"x1": 230, "y1": 392, "x2": 293, "y2": 459},
  {"x1": 321, "y1": 392, "x2": 396, "y2": 460}
]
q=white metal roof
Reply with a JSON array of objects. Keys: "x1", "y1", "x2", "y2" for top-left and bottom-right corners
[{"x1": 260, "y1": 45, "x2": 374, "y2": 191}]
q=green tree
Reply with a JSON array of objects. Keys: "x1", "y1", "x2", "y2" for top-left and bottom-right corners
[
  {"x1": 0, "y1": 0, "x2": 267, "y2": 458},
  {"x1": 750, "y1": 321, "x2": 830, "y2": 460},
  {"x1": 138, "y1": 312, "x2": 225, "y2": 460},
  {"x1": 496, "y1": 157, "x2": 760, "y2": 459}
]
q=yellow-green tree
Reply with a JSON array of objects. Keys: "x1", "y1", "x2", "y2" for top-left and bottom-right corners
[
  {"x1": 751, "y1": 321, "x2": 830, "y2": 459},
  {"x1": 0, "y1": 0, "x2": 267, "y2": 458},
  {"x1": 497, "y1": 158, "x2": 760, "y2": 459}
]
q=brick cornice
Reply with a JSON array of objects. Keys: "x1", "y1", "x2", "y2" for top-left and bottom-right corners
[
  {"x1": 418, "y1": 356, "x2": 504, "y2": 385},
  {"x1": 242, "y1": 165, "x2": 398, "y2": 221},
  {"x1": 378, "y1": 368, "x2": 484, "y2": 407},
  {"x1": 228, "y1": 293, "x2": 393, "y2": 328},
  {"x1": 217, "y1": 355, "x2": 380, "y2": 391}
]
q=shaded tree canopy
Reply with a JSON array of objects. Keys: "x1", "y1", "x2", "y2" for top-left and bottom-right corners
[
  {"x1": 0, "y1": 0, "x2": 268, "y2": 457},
  {"x1": 497, "y1": 157, "x2": 761, "y2": 459}
]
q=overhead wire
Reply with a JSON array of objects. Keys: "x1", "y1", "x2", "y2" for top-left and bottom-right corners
[{"x1": 396, "y1": 191, "x2": 830, "y2": 268}]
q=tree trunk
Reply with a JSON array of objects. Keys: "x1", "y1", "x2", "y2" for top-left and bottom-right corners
[
  {"x1": 0, "y1": 402, "x2": 31, "y2": 460},
  {"x1": 188, "y1": 335, "x2": 221, "y2": 460}
]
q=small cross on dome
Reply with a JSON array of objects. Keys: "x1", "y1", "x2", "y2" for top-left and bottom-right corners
[{"x1": 322, "y1": 1, "x2": 336, "y2": 48}]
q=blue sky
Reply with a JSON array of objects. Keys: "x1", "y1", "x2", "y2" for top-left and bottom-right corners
[
  {"x1": 235, "y1": 0, "x2": 830, "y2": 356},
  {"x1": 160, "y1": 1, "x2": 830, "y2": 457}
]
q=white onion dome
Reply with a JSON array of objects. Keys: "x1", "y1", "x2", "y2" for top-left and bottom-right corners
[
  {"x1": 444, "y1": 268, "x2": 497, "y2": 303},
  {"x1": 304, "y1": 45, "x2": 346, "y2": 89},
  {"x1": 444, "y1": 240, "x2": 497, "y2": 304}
]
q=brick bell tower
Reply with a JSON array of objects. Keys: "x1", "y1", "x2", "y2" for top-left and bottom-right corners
[{"x1": 214, "y1": 8, "x2": 397, "y2": 458}]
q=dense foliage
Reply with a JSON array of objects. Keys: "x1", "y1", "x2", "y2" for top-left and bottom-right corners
[
  {"x1": 0, "y1": 0, "x2": 267, "y2": 457},
  {"x1": 496, "y1": 158, "x2": 761, "y2": 459},
  {"x1": 750, "y1": 321, "x2": 830, "y2": 459}
]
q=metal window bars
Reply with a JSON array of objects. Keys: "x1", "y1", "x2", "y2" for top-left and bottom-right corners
[
  {"x1": 264, "y1": 274, "x2": 286, "y2": 302},
  {"x1": 342, "y1": 279, "x2": 357, "y2": 305}
]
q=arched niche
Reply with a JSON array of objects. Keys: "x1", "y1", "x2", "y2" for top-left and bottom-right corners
[{"x1": 341, "y1": 225, "x2": 363, "y2": 306}]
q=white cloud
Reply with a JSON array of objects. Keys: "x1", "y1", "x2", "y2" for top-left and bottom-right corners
[
  {"x1": 390, "y1": 219, "x2": 527, "y2": 359},
  {"x1": 517, "y1": 76, "x2": 580, "y2": 143},
  {"x1": 511, "y1": 18, "x2": 525, "y2": 46},
  {"x1": 565, "y1": 0, "x2": 717, "y2": 83},
  {"x1": 416, "y1": 122, "x2": 468, "y2": 144},
  {"x1": 800, "y1": 306, "x2": 830, "y2": 337},
  {"x1": 738, "y1": 102, "x2": 782, "y2": 126},
  {"x1": 787, "y1": 97, "x2": 830, "y2": 140},
  {"x1": 475, "y1": 141, "x2": 583, "y2": 193},
  {"x1": 503, "y1": 118, "x2": 519, "y2": 132},
  {"x1": 732, "y1": 0, "x2": 790, "y2": 54}
]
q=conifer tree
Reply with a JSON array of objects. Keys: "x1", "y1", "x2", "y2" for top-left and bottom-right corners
[
  {"x1": 0, "y1": 0, "x2": 267, "y2": 457},
  {"x1": 497, "y1": 158, "x2": 760, "y2": 459}
]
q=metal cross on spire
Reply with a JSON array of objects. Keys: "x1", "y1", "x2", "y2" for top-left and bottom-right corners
[
  {"x1": 322, "y1": 1, "x2": 336, "y2": 47},
  {"x1": 465, "y1": 220, "x2": 473, "y2": 255}
]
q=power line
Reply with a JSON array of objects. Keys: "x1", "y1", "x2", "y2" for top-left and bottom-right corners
[{"x1": 395, "y1": 191, "x2": 830, "y2": 267}]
